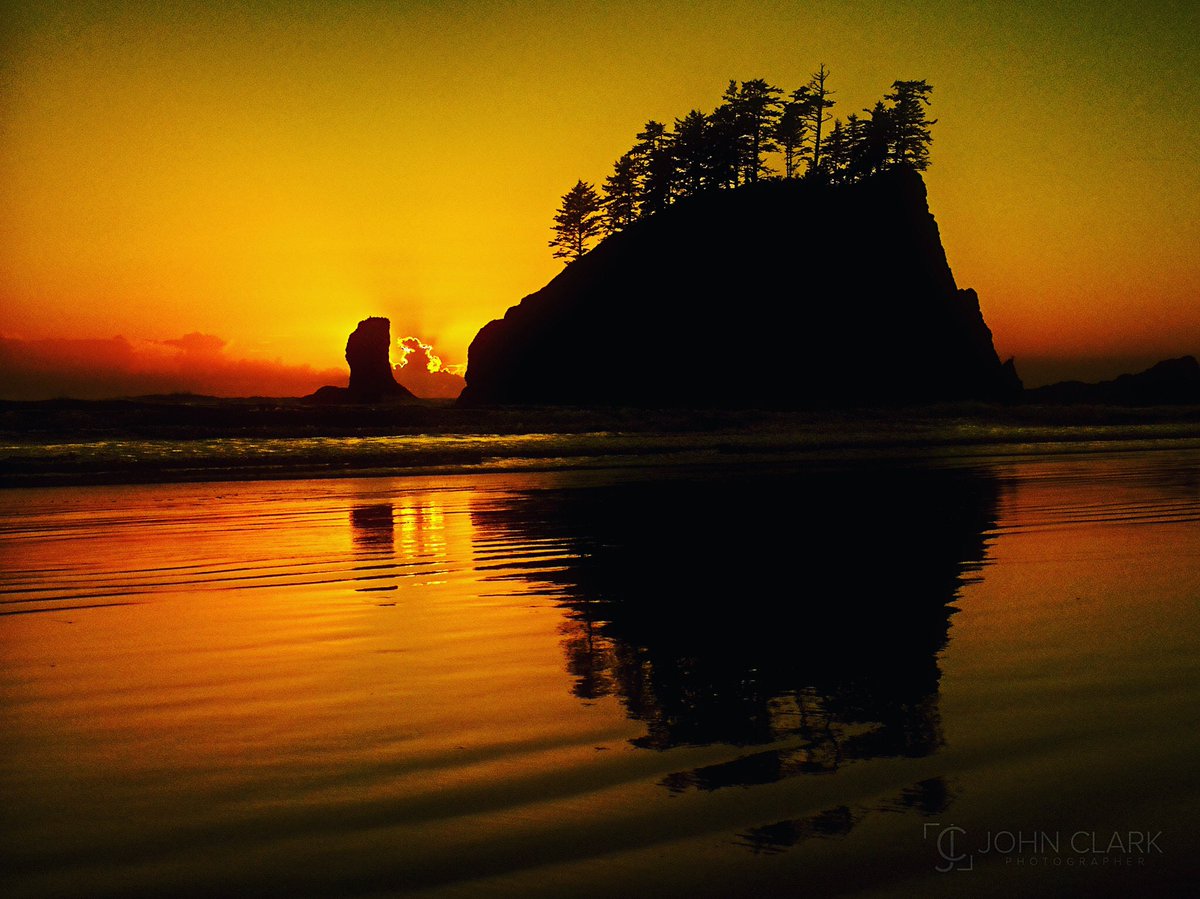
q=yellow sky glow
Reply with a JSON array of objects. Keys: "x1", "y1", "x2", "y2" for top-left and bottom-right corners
[{"x1": 2, "y1": 1, "x2": 1197, "y2": 389}]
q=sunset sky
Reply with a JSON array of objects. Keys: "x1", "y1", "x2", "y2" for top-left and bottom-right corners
[{"x1": 2, "y1": 0, "x2": 1198, "y2": 395}]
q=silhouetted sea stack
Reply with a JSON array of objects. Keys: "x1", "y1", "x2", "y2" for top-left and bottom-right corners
[
  {"x1": 461, "y1": 168, "x2": 1021, "y2": 407},
  {"x1": 307, "y1": 317, "x2": 415, "y2": 404}
]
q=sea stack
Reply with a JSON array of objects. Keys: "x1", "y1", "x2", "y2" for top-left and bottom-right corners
[
  {"x1": 461, "y1": 168, "x2": 1022, "y2": 407},
  {"x1": 346, "y1": 317, "x2": 411, "y2": 401},
  {"x1": 306, "y1": 317, "x2": 415, "y2": 403}
]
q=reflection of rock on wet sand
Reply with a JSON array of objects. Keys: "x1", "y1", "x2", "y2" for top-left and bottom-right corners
[
  {"x1": 350, "y1": 503, "x2": 395, "y2": 551},
  {"x1": 349, "y1": 497, "x2": 450, "y2": 596},
  {"x1": 735, "y1": 775, "x2": 960, "y2": 854},
  {"x1": 349, "y1": 502, "x2": 399, "y2": 594},
  {"x1": 471, "y1": 465, "x2": 1000, "y2": 790}
]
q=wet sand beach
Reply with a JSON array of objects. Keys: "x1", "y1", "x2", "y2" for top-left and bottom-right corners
[{"x1": 1, "y1": 444, "x2": 1197, "y2": 897}]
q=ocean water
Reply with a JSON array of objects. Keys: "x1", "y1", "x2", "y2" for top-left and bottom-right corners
[
  {"x1": 1, "y1": 449, "x2": 1197, "y2": 897},
  {"x1": 4, "y1": 421, "x2": 1200, "y2": 487}
]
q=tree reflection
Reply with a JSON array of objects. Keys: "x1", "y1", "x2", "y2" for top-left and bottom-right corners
[{"x1": 472, "y1": 463, "x2": 999, "y2": 788}]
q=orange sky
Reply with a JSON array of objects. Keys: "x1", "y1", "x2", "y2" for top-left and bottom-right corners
[{"x1": 2, "y1": 0, "x2": 1197, "y2": 395}]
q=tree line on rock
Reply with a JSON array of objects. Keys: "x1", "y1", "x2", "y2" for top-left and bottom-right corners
[{"x1": 550, "y1": 68, "x2": 935, "y2": 261}]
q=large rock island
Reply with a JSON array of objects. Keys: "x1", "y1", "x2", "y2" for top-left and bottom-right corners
[{"x1": 461, "y1": 168, "x2": 1020, "y2": 407}]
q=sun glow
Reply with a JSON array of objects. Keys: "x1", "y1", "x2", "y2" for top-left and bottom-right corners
[
  {"x1": 396, "y1": 336, "x2": 462, "y2": 375},
  {"x1": 392, "y1": 336, "x2": 467, "y2": 398},
  {"x1": 1, "y1": 1, "x2": 1196, "y2": 397}
]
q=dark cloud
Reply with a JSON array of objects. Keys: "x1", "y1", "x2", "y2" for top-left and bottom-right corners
[
  {"x1": 161, "y1": 332, "x2": 227, "y2": 356},
  {"x1": 0, "y1": 334, "x2": 345, "y2": 400}
]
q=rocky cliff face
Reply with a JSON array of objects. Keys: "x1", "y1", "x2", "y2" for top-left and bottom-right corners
[{"x1": 461, "y1": 168, "x2": 1021, "y2": 407}]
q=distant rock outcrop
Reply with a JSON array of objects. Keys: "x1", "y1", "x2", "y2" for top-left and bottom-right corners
[
  {"x1": 1025, "y1": 356, "x2": 1200, "y2": 405},
  {"x1": 461, "y1": 168, "x2": 1021, "y2": 407},
  {"x1": 306, "y1": 317, "x2": 415, "y2": 404}
]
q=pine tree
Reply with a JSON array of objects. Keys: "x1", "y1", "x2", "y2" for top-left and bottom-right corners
[
  {"x1": 602, "y1": 152, "x2": 640, "y2": 233},
  {"x1": 859, "y1": 101, "x2": 893, "y2": 176},
  {"x1": 823, "y1": 118, "x2": 848, "y2": 183},
  {"x1": 634, "y1": 120, "x2": 674, "y2": 215},
  {"x1": 672, "y1": 110, "x2": 711, "y2": 197},
  {"x1": 549, "y1": 180, "x2": 604, "y2": 262},
  {"x1": 842, "y1": 113, "x2": 867, "y2": 181},
  {"x1": 707, "y1": 95, "x2": 745, "y2": 189},
  {"x1": 775, "y1": 88, "x2": 810, "y2": 178},
  {"x1": 805, "y1": 64, "x2": 836, "y2": 176},
  {"x1": 884, "y1": 80, "x2": 936, "y2": 170},
  {"x1": 735, "y1": 79, "x2": 783, "y2": 182}
]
